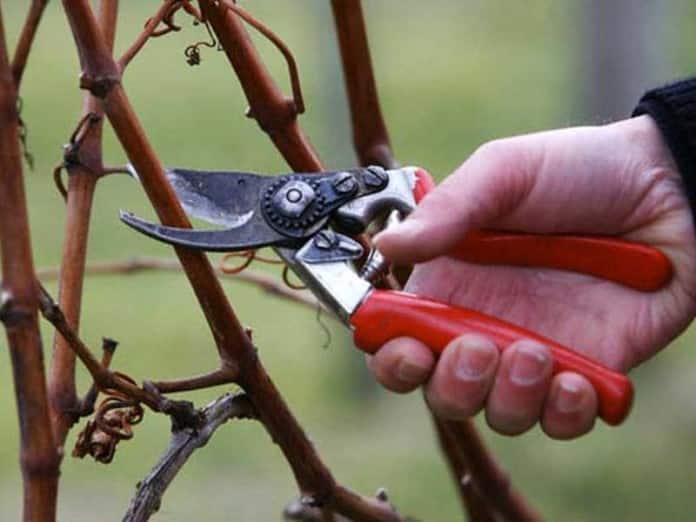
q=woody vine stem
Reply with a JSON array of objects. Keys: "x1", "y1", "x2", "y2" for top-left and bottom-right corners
[{"x1": 0, "y1": 1, "x2": 539, "y2": 521}]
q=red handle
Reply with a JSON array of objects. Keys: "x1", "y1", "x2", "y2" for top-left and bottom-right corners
[
  {"x1": 351, "y1": 289, "x2": 633, "y2": 425},
  {"x1": 412, "y1": 168, "x2": 672, "y2": 291},
  {"x1": 453, "y1": 231, "x2": 672, "y2": 291}
]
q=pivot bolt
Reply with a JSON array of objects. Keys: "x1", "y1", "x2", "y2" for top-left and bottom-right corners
[
  {"x1": 272, "y1": 180, "x2": 316, "y2": 219},
  {"x1": 286, "y1": 188, "x2": 303, "y2": 203}
]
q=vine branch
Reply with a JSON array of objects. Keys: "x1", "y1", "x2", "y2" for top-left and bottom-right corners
[
  {"x1": 441, "y1": 420, "x2": 541, "y2": 522},
  {"x1": 330, "y1": 0, "x2": 396, "y2": 169},
  {"x1": 49, "y1": 0, "x2": 120, "y2": 448},
  {"x1": 123, "y1": 393, "x2": 256, "y2": 522},
  {"x1": 12, "y1": 0, "x2": 49, "y2": 87},
  {"x1": 217, "y1": 0, "x2": 305, "y2": 113},
  {"x1": 0, "y1": 6, "x2": 59, "y2": 521},
  {"x1": 432, "y1": 416, "x2": 499, "y2": 521}
]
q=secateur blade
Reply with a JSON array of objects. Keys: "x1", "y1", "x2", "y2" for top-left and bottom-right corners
[
  {"x1": 121, "y1": 166, "x2": 294, "y2": 251},
  {"x1": 164, "y1": 167, "x2": 272, "y2": 227},
  {"x1": 119, "y1": 210, "x2": 292, "y2": 251}
]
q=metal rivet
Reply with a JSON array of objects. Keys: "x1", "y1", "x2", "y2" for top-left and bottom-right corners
[
  {"x1": 364, "y1": 166, "x2": 388, "y2": 188},
  {"x1": 333, "y1": 172, "x2": 357, "y2": 194}
]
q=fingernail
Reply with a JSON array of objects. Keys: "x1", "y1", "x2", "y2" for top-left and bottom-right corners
[
  {"x1": 509, "y1": 343, "x2": 549, "y2": 385},
  {"x1": 454, "y1": 343, "x2": 497, "y2": 381},
  {"x1": 555, "y1": 379, "x2": 584, "y2": 414},
  {"x1": 396, "y1": 357, "x2": 430, "y2": 384}
]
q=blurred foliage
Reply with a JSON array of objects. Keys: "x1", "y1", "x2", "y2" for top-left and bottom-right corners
[{"x1": 0, "y1": 1, "x2": 695, "y2": 520}]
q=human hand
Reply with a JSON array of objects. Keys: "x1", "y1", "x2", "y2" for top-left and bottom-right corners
[{"x1": 369, "y1": 115, "x2": 696, "y2": 439}]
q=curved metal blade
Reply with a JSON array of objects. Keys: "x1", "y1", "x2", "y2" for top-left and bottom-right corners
[
  {"x1": 123, "y1": 165, "x2": 296, "y2": 251},
  {"x1": 120, "y1": 211, "x2": 292, "y2": 252},
  {"x1": 164, "y1": 167, "x2": 272, "y2": 227}
]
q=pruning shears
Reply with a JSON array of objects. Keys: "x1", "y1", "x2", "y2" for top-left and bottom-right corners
[{"x1": 120, "y1": 165, "x2": 673, "y2": 426}]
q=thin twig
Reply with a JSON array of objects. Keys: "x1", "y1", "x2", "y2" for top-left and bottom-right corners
[
  {"x1": 77, "y1": 337, "x2": 119, "y2": 417},
  {"x1": 123, "y1": 393, "x2": 256, "y2": 522},
  {"x1": 118, "y1": 0, "x2": 200, "y2": 70},
  {"x1": 149, "y1": 368, "x2": 236, "y2": 394},
  {"x1": 11, "y1": 0, "x2": 49, "y2": 87},
  {"x1": 217, "y1": 0, "x2": 305, "y2": 113},
  {"x1": 101, "y1": 165, "x2": 132, "y2": 175},
  {"x1": 36, "y1": 256, "x2": 319, "y2": 310}
]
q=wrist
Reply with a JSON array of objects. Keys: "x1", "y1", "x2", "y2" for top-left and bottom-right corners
[
  {"x1": 632, "y1": 79, "x2": 696, "y2": 222},
  {"x1": 610, "y1": 115, "x2": 680, "y2": 176}
]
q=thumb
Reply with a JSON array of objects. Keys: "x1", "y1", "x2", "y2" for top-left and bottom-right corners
[{"x1": 375, "y1": 139, "x2": 541, "y2": 264}]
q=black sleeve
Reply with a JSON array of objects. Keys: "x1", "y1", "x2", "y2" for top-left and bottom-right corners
[{"x1": 632, "y1": 78, "x2": 696, "y2": 216}]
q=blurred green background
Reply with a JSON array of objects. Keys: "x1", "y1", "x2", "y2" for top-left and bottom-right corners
[{"x1": 2, "y1": 1, "x2": 696, "y2": 520}]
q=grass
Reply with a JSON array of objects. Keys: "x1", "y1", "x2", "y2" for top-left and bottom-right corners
[{"x1": 1, "y1": 1, "x2": 695, "y2": 520}]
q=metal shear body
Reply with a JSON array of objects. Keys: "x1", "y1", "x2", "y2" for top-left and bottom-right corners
[{"x1": 121, "y1": 165, "x2": 673, "y2": 426}]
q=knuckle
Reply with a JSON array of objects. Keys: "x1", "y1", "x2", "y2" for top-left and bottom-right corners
[
  {"x1": 471, "y1": 138, "x2": 522, "y2": 171},
  {"x1": 511, "y1": 338, "x2": 551, "y2": 356},
  {"x1": 459, "y1": 137, "x2": 540, "y2": 219},
  {"x1": 449, "y1": 333, "x2": 498, "y2": 353},
  {"x1": 473, "y1": 138, "x2": 508, "y2": 159}
]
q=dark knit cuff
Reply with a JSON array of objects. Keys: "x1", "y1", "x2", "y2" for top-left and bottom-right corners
[{"x1": 633, "y1": 78, "x2": 696, "y2": 218}]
